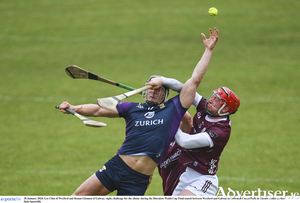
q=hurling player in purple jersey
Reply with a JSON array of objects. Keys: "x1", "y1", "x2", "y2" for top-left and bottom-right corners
[
  {"x1": 158, "y1": 78, "x2": 240, "y2": 196},
  {"x1": 58, "y1": 27, "x2": 218, "y2": 196}
]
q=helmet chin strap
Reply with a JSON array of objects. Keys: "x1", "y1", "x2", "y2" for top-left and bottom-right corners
[
  {"x1": 217, "y1": 104, "x2": 230, "y2": 116},
  {"x1": 146, "y1": 100, "x2": 159, "y2": 107}
]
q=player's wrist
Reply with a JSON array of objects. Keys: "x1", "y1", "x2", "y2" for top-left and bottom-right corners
[{"x1": 72, "y1": 105, "x2": 81, "y2": 112}]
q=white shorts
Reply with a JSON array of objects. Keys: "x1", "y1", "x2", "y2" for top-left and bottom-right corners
[{"x1": 172, "y1": 167, "x2": 218, "y2": 196}]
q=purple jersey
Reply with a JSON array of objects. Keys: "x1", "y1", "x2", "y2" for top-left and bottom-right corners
[
  {"x1": 116, "y1": 95, "x2": 187, "y2": 164},
  {"x1": 180, "y1": 98, "x2": 231, "y2": 175}
]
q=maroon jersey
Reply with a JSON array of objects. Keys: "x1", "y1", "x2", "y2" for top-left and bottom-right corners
[
  {"x1": 180, "y1": 98, "x2": 231, "y2": 175},
  {"x1": 158, "y1": 141, "x2": 185, "y2": 195}
]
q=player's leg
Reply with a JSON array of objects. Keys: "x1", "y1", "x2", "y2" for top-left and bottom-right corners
[
  {"x1": 178, "y1": 189, "x2": 196, "y2": 196},
  {"x1": 178, "y1": 177, "x2": 218, "y2": 196},
  {"x1": 172, "y1": 168, "x2": 190, "y2": 196},
  {"x1": 172, "y1": 167, "x2": 218, "y2": 196},
  {"x1": 72, "y1": 174, "x2": 111, "y2": 196}
]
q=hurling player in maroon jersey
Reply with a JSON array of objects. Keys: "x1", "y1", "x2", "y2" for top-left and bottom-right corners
[{"x1": 158, "y1": 80, "x2": 240, "y2": 195}]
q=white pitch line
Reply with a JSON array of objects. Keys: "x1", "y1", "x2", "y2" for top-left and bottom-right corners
[
  {"x1": 1, "y1": 94, "x2": 299, "y2": 104},
  {"x1": 0, "y1": 95, "x2": 92, "y2": 103},
  {"x1": 0, "y1": 168, "x2": 94, "y2": 175}
]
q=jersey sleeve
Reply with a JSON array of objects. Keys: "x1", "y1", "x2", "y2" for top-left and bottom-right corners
[
  {"x1": 193, "y1": 92, "x2": 202, "y2": 107},
  {"x1": 175, "y1": 128, "x2": 213, "y2": 149},
  {"x1": 161, "y1": 77, "x2": 183, "y2": 93},
  {"x1": 206, "y1": 126, "x2": 230, "y2": 148},
  {"x1": 116, "y1": 102, "x2": 133, "y2": 118}
]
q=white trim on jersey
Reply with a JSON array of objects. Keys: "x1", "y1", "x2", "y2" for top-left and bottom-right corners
[
  {"x1": 205, "y1": 114, "x2": 228, "y2": 122},
  {"x1": 193, "y1": 92, "x2": 202, "y2": 107}
]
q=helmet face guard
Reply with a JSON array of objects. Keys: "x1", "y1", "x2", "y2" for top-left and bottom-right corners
[
  {"x1": 205, "y1": 87, "x2": 240, "y2": 117},
  {"x1": 143, "y1": 75, "x2": 169, "y2": 106}
]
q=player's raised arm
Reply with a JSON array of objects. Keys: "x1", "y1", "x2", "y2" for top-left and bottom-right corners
[{"x1": 180, "y1": 27, "x2": 219, "y2": 109}]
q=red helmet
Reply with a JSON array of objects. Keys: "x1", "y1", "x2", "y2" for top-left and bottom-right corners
[
  {"x1": 206, "y1": 87, "x2": 240, "y2": 116},
  {"x1": 215, "y1": 87, "x2": 240, "y2": 115}
]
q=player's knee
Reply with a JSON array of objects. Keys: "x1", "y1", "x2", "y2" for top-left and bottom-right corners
[{"x1": 71, "y1": 191, "x2": 82, "y2": 196}]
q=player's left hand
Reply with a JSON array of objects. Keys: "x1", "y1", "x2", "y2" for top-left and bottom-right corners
[
  {"x1": 201, "y1": 27, "x2": 219, "y2": 50},
  {"x1": 147, "y1": 77, "x2": 163, "y2": 89}
]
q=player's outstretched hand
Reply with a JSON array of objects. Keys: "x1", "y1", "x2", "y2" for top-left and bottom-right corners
[{"x1": 201, "y1": 27, "x2": 219, "y2": 50}]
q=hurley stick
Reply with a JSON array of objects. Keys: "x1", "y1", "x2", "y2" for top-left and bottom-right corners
[
  {"x1": 65, "y1": 65, "x2": 140, "y2": 93},
  {"x1": 97, "y1": 85, "x2": 152, "y2": 111},
  {"x1": 55, "y1": 105, "x2": 106, "y2": 127}
]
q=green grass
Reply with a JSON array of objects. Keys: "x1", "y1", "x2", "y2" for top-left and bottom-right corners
[{"x1": 0, "y1": 0, "x2": 299, "y2": 196}]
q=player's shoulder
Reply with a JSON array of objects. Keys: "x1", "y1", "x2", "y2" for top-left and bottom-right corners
[
  {"x1": 169, "y1": 94, "x2": 188, "y2": 111},
  {"x1": 206, "y1": 116, "x2": 231, "y2": 130},
  {"x1": 198, "y1": 97, "x2": 207, "y2": 109},
  {"x1": 117, "y1": 101, "x2": 141, "y2": 113}
]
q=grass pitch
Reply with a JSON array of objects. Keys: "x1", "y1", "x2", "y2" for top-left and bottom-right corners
[{"x1": 0, "y1": 0, "x2": 299, "y2": 196}]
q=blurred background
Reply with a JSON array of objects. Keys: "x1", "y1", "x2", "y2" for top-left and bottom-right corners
[{"x1": 0, "y1": 0, "x2": 299, "y2": 196}]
